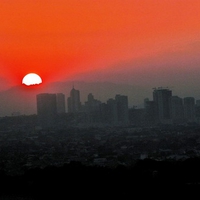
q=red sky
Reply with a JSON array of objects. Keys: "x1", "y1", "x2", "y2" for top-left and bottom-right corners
[{"x1": 1, "y1": 0, "x2": 200, "y2": 92}]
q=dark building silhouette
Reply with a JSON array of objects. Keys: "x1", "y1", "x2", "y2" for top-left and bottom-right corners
[
  {"x1": 56, "y1": 93, "x2": 66, "y2": 114},
  {"x1": 170, "y1": 96, "x2": 184, "y2": 124},
  {"x1": 34, "y1": 86, "x2": 200, "y2": 127},
  {"x1": 129, "y1": 106, "x2": 145, "y2": 126},
  {"x1": 144, "y1": 98, "x2": 156, "y2": 126},
  {"x1": 84, "y1": 93, "x2": 101, "y2": 123},
  {"x1": 115, "y1": 94, "x2": 129, "y2": 125},
  {"x1": 105, "y1": 95, "x2": 129, "y2": 125},
  {"x1": 36, "y1": 93, "x2": 57, "y2": 128},
  {"x1": 99, "y1": 103, "x2": 109, "y2": 124},
  {"x1": 107, "y1": 98, "x2": 118, "y2": 124},
  {"x1": 153, "y1": 87, "x2": 172, "y2": 124},
  {"x1": 67, "y1": 87, "x2": 81, "y2": 113},
  {"x1": 183, "y1": 97, "x2": 195, "y2": 123},
  {"x1": 85, "y1": 93, "x2": 101, "y2": 113}
]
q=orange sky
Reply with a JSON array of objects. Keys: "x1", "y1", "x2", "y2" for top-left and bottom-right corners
[{"x1": 1, "y1": 0, "x2": 200, "y2": 91}]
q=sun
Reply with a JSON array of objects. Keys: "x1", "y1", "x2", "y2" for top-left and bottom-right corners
[{"x1": 22, "y1": 73, "x2": 42, "y2": 86}]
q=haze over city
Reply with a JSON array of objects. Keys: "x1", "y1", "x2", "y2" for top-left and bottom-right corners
[{"x1": 0, "y1": 81, "x2": 200, "y2": 117}]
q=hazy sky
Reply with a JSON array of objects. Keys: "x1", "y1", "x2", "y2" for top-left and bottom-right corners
[{"x1": 1, "y1": 0, "x2": 200, "y2": 93}]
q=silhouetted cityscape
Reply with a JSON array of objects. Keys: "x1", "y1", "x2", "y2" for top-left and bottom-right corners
[
  {"x1": 35, "y1": 86, "x2": 200, "y2": 129},
  {"x1": 1, "y1": 86, "x2": 200, "y2": 198}
]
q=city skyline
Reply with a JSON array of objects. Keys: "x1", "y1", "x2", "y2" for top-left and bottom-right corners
[
  {"x1": 34, "y1": 86, "x2": 200, "y2": 127},
  {"x1": 0, "y1": 81, "x2": 200, "y2": 118}
]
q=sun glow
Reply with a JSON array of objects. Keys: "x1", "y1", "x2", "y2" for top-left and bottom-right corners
[{"x1": 22, "y1": 73, "x2": 42, "y2": 86}]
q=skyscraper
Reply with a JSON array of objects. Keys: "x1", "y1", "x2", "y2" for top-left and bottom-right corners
[
  {"x1": 115, "y1": 94, "x2": 129, "y2": 124},
  {"x1": 84, "y1": 93, "x2": 101, "y2": 123},
  {"x1": 105, "y1": 95, "x2": 129, "y2": 125},
  {"x1": 183, "y1": 97, "x2": 195, "y2": 123},
  {"x1": 67, "y1": 87, "x2": 81, "y2": 113},
  {"x1": 170, "y1": 96, "x2": 184, "y2": 124},
  {"x1": 85, "y1": 93, "x2": 101, "y2": 113},
  {"x1": 153, "y1": 87, "x2": 172, "y2": 123},
  {"x1": 36, "y1": 93, "x2": 57, "y2": 128},
  {"x1": 144, "y1": 98, "x2": 156, "y2": 126},
  {"x1": 106, "y1": 98, "x2": 118, "y2": 124}
]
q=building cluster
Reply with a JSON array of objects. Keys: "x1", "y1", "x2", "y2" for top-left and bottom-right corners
[
  {"x1": 142, "y1": 87, "x2": 200, "y2": 126},
  {"x1": 36, "y1": 87, "x2": 129, "y2": 128},
  {"x1": 36, "y1": 86, "x2": 200, "y2": 128}
]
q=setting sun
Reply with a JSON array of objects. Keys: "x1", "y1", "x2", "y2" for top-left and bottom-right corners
[{"x1": 22, "y1": 73, "x2": 42, "y2": 86}]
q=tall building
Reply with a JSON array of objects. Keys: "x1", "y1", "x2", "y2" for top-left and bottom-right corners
[
  {"x1": 67, "y1": 87, "x2": 81, "y2": 113},
  {"x1": 183, "y1": 97, "x2": 195, "y2": 123},
  {"x1": 106, "y1": 98, "x2": 118, "y2": 124},
  {"x1": 115, "y1": 94, "x2": 129, "y2": 124},
  {"x1": 56, "y1": 93, "x2": 66, "y2": 114},
  {"x1": 84, "y1": 93, "x2": 101, "y2": 123},
  {"x1": 85, "y1": 93, "x2": 101, "y2": 113},
  {"x1": 36, "y1": 93, "x2": 57, "y2": 128},
  {"x1": 153, "y1": 87, "x2": 172, "y2": 123},
  {"x1": 99, "y1": 103, "x2": 109, "y2": 124},
  {"x1": 170, "y1": 96, "x2": 184, "y2": 124},
  {"x1": 144, "y1": 98, "x2": 156, "y2": 126},
  {"x1": 104, "y1": 95, "x2": 129, "y2": 125}
]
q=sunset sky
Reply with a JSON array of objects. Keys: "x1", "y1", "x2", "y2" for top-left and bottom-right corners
[{"x1": 1, "y1": 0, "x2": 200, "y2": 94}]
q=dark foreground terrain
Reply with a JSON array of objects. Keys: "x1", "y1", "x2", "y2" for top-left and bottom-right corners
[{"x1": 0, "y1": 158, "x2": 200, "y2": 199}]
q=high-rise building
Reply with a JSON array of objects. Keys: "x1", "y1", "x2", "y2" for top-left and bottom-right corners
[
  {"x1": 106, "y1": 98, "x2": 118, "y2": 124},
  {"x1": 153, "y1": 87, "x2": 172, "y2": 123},
  {"x1": 99, "y1": 103, "x2": 109, "y2": 124},
  {"x1": 104, "y1": 95, "x2": 129, "y2": 125},
  {"x1": 36, "y1": 93, "x2": 57, "y2": 128},
  {"x1": 56, "y1": 93, "x2": 66, "y2": 114},
  {"x1": 85, "y1": 93, "x2": 101, "y2": 113},
  {"x1": 170, "y1": 96, "x2": 184, "y2": 124},
  {"x1": 144, "y1": 98, "x2": 156, "y2": 126},
  {"x1": 84, "y1": 93, "x2": 101, "y2": 123},
  {"x1": 67, "y1": 87, "x2": 81, "y2": 113},
  {"x1": 183, "y1": 97, "x2": 195, "y2": 123},
  {"x1": 115, "y1": 94, "x2": 129, "y2": 124}
]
